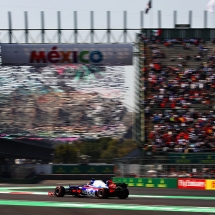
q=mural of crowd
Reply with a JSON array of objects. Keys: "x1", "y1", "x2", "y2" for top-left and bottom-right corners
[{"x1": 0, "y1": 65, "x2": 131, "y2": 141}]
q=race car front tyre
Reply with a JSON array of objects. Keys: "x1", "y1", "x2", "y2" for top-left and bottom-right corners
[
  {"x1": 55, "y1": 186, "x2": 65, "y2": 197},
  {"x1": 118, "y1": 188, "x2": 129, "y2": 199},
  {"x1": 97, "y1": 188, "x2": 109, "y2": 199}
]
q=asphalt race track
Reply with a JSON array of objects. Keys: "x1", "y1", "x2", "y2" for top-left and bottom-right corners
[{"x1": 0, "y1": 180, "x2": 215, "y2": 215}]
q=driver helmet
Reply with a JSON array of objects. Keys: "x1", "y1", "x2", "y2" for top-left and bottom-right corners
[{"x1": 89, "y1": 178, "x2": 95, "y2": 185}]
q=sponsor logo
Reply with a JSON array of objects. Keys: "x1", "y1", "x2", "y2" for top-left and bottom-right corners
[
  {"x1": 178, "y1": 179, "x2": 205, "y2": 189},
  {"x1": 178, "y1": 180, "x2": 205, "y2": 187},
  {"x1": 29, "y1": 46, "x2": 103, "y2": 64},
  {"x1": 146, "y1": 179, "x2": 154, "y2": 188},
  {"x1": 157, "y1": 179, "x2": 167, "y2": 188},
  {"x1": 136, "y1": 183, "x2": 144, "y2": 186},
  {"x1": 206, "y1": 180, "x2": 215, "y2": 190},
  {"x1": 70, "y1": 167, "x2": 81, "y2": 174}
]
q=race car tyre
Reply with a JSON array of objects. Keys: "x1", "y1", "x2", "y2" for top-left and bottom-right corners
[
  {"x1": 55, "y1": 186, "x2": 65, "y2": 197},
  {"x1": 97, "y1": 188, "x2": 109, "y2": 199},
  {"x1": 118, "y1": 188, "x2": 129, "y2": 199}
]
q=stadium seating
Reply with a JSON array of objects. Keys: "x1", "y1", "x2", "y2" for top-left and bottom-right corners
[{"x1": 143, "y1": 38, "x2": 215, "y2": 153}]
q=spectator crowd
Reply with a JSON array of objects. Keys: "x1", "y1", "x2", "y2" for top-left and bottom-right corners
[{"x1": 143, "y1": 37, "x2": 215, "y2": 153}]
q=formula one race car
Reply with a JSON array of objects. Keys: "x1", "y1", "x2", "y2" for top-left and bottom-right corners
[{"x1": 48, "y1": 179, "x2": 129, "y2": 199}]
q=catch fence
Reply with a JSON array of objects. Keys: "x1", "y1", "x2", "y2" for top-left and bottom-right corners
[
  {"x1": 0, "y1": 164, "x2": 36, "y2": 179},
  {"x1": 114, "y1": 157, "x2": 215, "y2": 179}
]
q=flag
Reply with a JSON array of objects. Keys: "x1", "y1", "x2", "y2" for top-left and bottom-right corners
[
  {"x1": 151, "y1": 29, "x2": 162, "y2": 37},
  {"x1": 206, "y1": 0, "x2": 215, "y2": 12},
  {"x1": 145, "y1": 0, "x2": 152, "y2": 14}
]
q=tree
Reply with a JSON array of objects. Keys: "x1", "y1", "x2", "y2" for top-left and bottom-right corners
[
  {"x1": 54, "y1": 138, "x2": 138, "y2": 164},
  {"x1": 101, "y1": 144, "x2": 118, "y2": 160},
  {"x1": 54, "y1": 144, "x2": 77, "y2": 164},
  {"x1": 117, "y1": 139, "x2": 137, "y2": 157}
]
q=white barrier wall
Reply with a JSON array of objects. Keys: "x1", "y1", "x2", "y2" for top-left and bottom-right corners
[{"x1": 35, "y1": 164, "x2": 52, "y2": 174}]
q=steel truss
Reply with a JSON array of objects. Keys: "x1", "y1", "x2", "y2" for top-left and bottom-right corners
[
  {"x1": 0, "y1": 11, "x2": 142, "y2": 44},
  {"x1": 0, "y1": 10, "x2": 210, "y2": 44}
]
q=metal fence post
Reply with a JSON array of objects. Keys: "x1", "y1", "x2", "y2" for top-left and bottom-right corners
[
  {"x1": 140, "y1": 11, "x2": 144, "y2": 29},
  {"x1": 189, "y1": 10, "x2": 192, "y2": 28},
  {"x1": 124, "y1": 11, "x2": 127, "y2": 43},
  {"x1": 74, "y1": 11, "x2": 78, "y2": 43},
  {"x1": 91, "y1": 11, "x2": 94, "y2": 43},
  {"x1": 41, "y1": 11, "x2": 45, "y2": 43},
  {"x1": 107, "y1": 11, "x2": 111, "y2": 43},
  {"x1": 57, "y1": 11, "x2": 61, "y2": 43},
  {"x1": 8, "y1": 11, "x2": 12, "y2": 43},
  {"x1": 158, "y1": 10, "x2": 161, "y2": 28},
  {"x1": 173, "y1": 10, "x2": 177, "y2": 27},
  {"x1": 24, "y1": 11, "x2": 28, "y2": 43},
  {"x1": 204, "y1": 10, "x2": 208, "y2": 28}
]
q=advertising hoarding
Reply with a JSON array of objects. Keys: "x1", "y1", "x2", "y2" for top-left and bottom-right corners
[
  {"x1": 205, "y1": 180, "x2": 215, "y2": 190},
  {"x1": 178, "y1": 178, "x2": 205, "y2": 190},
  {"x1": 112, "y1": 178, "x2": 177, "y2": 188},
  {"x1": 1, "y1": 44, "x2": 133, "y2": 66}
]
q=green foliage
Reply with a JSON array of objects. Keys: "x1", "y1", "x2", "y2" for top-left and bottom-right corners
[
  {"x1": 54, "y1": 144, "x2": 77, "y2": 164},
  {"x1": 54, "y1": 138, "x2": 137, "y2": 164}
]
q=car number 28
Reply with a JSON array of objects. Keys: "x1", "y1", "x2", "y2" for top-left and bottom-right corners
[{"x1": 86, "y1": 189, "x2": 95, "y2": 196}]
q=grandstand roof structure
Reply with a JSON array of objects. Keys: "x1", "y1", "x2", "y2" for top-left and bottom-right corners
[{"x1": 0, "y1": 10, "x2": 213, "y2": 44}]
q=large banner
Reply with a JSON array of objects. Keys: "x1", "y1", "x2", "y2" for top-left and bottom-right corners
[{"x1": 1, "y1": 44, "x2": 133, "y2": 66}]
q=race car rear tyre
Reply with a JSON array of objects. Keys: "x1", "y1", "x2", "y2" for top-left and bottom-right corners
[
  {"x1": 118, "y1": 188, "x2": 129, "y2": 199},
  {"x1": 97, "y1": 188, "x2": 109, "y2": 199},
  {"x1": 55, "y1": 186, "x2": 65, "y2": 197}
]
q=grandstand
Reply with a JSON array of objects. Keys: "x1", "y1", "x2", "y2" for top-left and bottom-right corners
[{"x1": 137, "y1": 31, "x2": 215, "y2": 156}]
